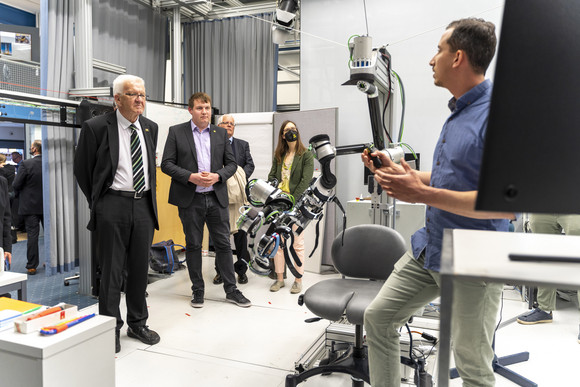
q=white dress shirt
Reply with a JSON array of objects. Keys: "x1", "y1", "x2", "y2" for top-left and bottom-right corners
[{"x1": 110, "y1": 110, "x2": 150, "y2": 192}]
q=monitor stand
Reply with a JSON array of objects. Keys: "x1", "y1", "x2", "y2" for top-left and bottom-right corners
[{"x1": 450, "y1": 336, "x2": 537, "y2": 387}]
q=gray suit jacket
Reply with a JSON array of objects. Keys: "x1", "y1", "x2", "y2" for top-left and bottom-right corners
[
  {"x1": 74, "y1": 111, "x2": 159, "y2": 231},
  {"x1": 161, "y1": 122, "x2": 236, "y2": 208}
]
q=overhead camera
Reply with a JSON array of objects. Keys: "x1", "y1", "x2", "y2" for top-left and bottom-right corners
[{"x1": 272, "y1": 0, "x2": 299, "y2": 45}]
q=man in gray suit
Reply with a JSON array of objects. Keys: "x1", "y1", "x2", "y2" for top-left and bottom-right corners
[
  {"x1": 161, "y1": 93, "x2": 251, "y2": 308},
  {"x1": 13, "y1": 140, "x2": 43, "y2": 275},
  {"x1": 212, "y1": 114, "x2": 254, "y2": 285}
]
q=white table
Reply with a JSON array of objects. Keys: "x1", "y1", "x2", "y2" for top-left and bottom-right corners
[
  {"x1": 438, "y1": 229, "x2": 580, "y2": 387},
  {"x1": 0, "y1": 271, "x2": 27, "y2": 300},
  {"x1": 0, "y1": 314, "x2": 116, "y2": 387}
]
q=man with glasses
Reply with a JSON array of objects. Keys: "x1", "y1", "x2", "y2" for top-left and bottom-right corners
[
  {"x1": 74, "y1": 74, "x2": 160, "y2": 354},
  {"x1": 212, "y1": 114, "x2": 254, "y2": 285}
]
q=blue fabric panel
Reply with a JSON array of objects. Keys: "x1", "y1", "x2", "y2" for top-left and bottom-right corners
[{"x1": 0, "y1": 4, "x2": 36, "y2": 27}]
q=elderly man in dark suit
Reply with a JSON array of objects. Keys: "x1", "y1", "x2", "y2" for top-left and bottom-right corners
[
  {"x1": 212, "y1": 114, "x2": 254, "y2": 285},
  {"x1": 13, "y1": 140, "x2": 43, "y2": 275},
  {"x1": 161, "y1": 93, "x2": 251, "y2": 309},
  {"x1": 74, "y1": 74, "x2": 160, "y2": 353}
]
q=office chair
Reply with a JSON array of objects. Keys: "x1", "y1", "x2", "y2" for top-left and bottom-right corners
[{"x1": 285, "y1": 224, "x2": 408, "y2": 387}]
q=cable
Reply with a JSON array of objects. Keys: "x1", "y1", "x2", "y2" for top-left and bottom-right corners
[
  {"x1": 404, "y1": 323, "x2": 418, "y2": 365},
  {"x1": 392, "y1": 70, "x2": 406, "y2": 143},
  {"x1": 399, "y1": 142, "x2": 418, "y2": 160},
  {"x1": 347, "y1": 34, "x2": 360, "y2": 68},
  {"x1": 362, "y1": 0, "x2": 370, "y2": 36},
  {"x1": 380, "y1": 51, "x2": 394, "y2": 144}
]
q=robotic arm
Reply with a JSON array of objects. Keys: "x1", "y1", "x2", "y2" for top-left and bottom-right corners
[
  {"x1": 237, "y1": 134, "x2": 339, "y2": 278},
  {"x1": 343, "y1": 35, "x2": 405, "y2": 167}
]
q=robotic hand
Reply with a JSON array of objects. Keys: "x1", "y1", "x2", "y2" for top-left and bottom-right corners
[{"x1": 236, "y1": 134, "x2": 340, "y2": 278}]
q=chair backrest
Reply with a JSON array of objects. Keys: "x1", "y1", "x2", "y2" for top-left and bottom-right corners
[{"x1": 331, "y1": 224, "x2": 407, "y2": 280}]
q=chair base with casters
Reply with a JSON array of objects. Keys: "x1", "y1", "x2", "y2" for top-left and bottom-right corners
[
  {"x1": 285, "y1": 224, "x2": 417, "y2": 386},
  {"x1": 64, "y1": 273, "x2": 80, "y2": 286},
  {"x1": 286, "y1": 325, "x2": 369, "y2": 387}
]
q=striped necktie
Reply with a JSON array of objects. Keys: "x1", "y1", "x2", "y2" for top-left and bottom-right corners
[{"x1": 129, "y1": 124, "x2": 145, "y2": 193}]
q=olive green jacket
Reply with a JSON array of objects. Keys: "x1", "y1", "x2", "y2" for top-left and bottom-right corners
[{"x1": 267, "y1": 150, "x2": 314, "y2": 199}]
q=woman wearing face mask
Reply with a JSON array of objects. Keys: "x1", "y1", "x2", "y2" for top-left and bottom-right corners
[{"x1": 267, "y1": 120, "x2": 314, "y2": 294}]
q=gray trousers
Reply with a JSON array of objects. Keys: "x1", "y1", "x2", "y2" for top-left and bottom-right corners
[
  {"x1": 364, "y1": 251, "x2": 502, "y2": 387},
  {"x1": 529, "y1": 213, "x2": 580, "y2": 311}
]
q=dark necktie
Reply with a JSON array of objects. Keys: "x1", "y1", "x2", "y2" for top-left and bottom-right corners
[
  {"x1": 231, "y1": 139, "x2": 237, "y2": 161},
  {"x1": 130, "y1": 124, "x2": 145, "y2": 193}
]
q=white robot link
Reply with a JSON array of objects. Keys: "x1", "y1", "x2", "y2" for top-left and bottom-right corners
[{"x1": 236, "y1": 134, "x2": 341, "y2": 277}]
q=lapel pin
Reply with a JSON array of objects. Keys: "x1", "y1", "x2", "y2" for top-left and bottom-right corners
[{"x1": 145, "y1": 128, "x2": 149, "y2": 132}]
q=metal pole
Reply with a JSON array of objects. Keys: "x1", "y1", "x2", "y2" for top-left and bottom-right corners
[
  {"x1": 172, "y1": 7, "x2": 182, "y2": 103},
  {"x1": 75, "y1": 0, "x2": 93, "y2": 89}
]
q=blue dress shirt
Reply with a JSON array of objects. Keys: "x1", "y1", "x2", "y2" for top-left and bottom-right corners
[{"x1": 411, "y1": 79, "x2": 510, "y2": 272}]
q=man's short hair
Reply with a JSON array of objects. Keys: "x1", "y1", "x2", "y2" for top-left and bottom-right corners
[
  {"x1": 446, "y1": 18, "x2": 497, "y2": 74},
  {"x1": 188, "y1": 92, "x2": 212, "y2": 109},
  {"x1": 112, "y1": 74, "x2": 145, "y2": 96},
  {"x1": 32, "y1": 140, "x2": 42, "y2": 154}
]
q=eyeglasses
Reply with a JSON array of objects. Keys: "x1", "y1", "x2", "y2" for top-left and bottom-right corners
[
  {"x1": 124, "y1": 93, "x2": 147, "y2": 99},
  {"x1": 222, "y1": 122, "x2": 235, "y2": 127}
]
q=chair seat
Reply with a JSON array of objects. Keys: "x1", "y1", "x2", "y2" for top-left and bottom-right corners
[{"x1": 303, "y1": 278, "x2": 385, "y2": 325}]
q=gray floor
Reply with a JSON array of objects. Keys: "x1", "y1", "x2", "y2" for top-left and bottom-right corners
[
  {"x1": 6, "y1": 237, "x2": 98, "y2": 309},
  {"x1": 73, "y1": 253, "x2": 579, "y2": 387}
]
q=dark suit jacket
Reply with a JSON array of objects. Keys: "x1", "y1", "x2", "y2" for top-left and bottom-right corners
[
  {"x1": 231, "y1": 137, "x2": 254, "y2": 180},
  {"x1": 161, "y1": 122, "x2": 236, "y2": 208},
  {"x1": 268, "y1": 151, "x2": 314, "y2": 199},
  {"x1": 73, "y1": 111, "x2": 159, "y2": 231},
  {"x1": 0, "y1": 176, "x2": 11, "y2": 253},
  {"x1": 13, "y1": 155, "x2": 43, "y2": 215},
  {"x1": 0, "y1": 164, "x2": 15, "y2": 193}
]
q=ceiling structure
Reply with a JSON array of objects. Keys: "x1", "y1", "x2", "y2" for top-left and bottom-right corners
[
  {"x1": 0, "y1": 1, "x2": 277, "y2": 22},
  {"x1": 132, "y1": 0, "x2": 277, "y2": 22},
  {"x1": 0, "y1": 0, "x2": 40, "y2": 15}
]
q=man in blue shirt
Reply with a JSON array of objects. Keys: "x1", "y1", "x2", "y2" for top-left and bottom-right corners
[{"x1": 362, "y1": 18, "x2": 515, "y2": 387}]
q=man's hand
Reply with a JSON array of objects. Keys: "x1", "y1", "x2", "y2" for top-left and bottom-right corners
[
  {"x1": 361, "y1": 149, "x2": 405, "y2": 175},
  {"x1": 374, "y1": 159, "x2": 427, "y2": 203},
  {"x1": 188, "y1": 172, "x2": 220, "y2": 187}
]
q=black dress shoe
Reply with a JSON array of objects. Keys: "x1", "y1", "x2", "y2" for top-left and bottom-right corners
[
  {"x1": 238, "y1": 273, "x2": 248, "y2": 284},
  {"x1": 213, "y1": 273, "x2": 223, "y2": 284},
  {"x1": 127, "y1": 325, "x2": 160, "y2": 345}
]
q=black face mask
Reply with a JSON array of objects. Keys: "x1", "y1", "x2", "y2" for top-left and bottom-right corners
[{"x1": 284, "y1": 130, "x2": 298, "y2": 142}]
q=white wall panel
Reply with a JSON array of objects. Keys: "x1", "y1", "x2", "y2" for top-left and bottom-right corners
[{"x1": 301, "y1": 0, "x2": 504, "y2": 207}]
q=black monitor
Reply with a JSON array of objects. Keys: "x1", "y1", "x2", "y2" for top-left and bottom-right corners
[{"x1": 476, "y1": 0, "x2": 580, "y2": 214}]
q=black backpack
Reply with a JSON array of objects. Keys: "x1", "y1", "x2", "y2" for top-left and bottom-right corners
[{"x1": 149, "y1": 240, "x2": 185, "y2": 274}]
